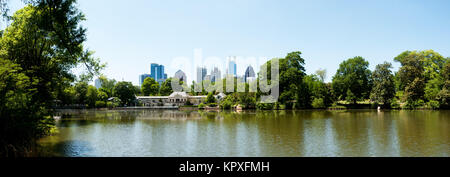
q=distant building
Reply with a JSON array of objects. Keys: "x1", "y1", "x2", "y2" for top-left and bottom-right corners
[
  {"x1": 137, "y1": 92, "x2": 208, "y2": 107},
  {"x1": 174, "y1": 70, "x2": 187, "y2": 82},
  {"x1": 204, "y1": 75, "x2": 212, "y2": 82},
  {"x1": 244, "y1": 65, "x2": 256, "y2": 83},
  {"x1": 227, "y1": 56, "x2": 237, "y2": 76},
  {"x1": 139, "y1": 74, "x2": 152, "y2": 86},
  {"x1": 95, "y1": 78, "x2": 102, "y2": 89},
  {"x1": 197, "y1": 67, "x2": 207, "y2": 83},
  {"x1": 210, "y1": 67, "x2": 221, "y2": 82},
  {"x1": 150, "y1": 63, "x2": 166, "y2": 80},
  {"x1": 144, "y1": 63, "x2": 167, "y2": 85}
]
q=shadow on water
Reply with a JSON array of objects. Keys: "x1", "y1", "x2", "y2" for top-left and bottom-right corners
[{"x1": 38, "y1": 140, "x2": 94, "y2": 157}]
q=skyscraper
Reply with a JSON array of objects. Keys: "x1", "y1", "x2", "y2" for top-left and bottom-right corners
[
  {"x1": 244, "y1": 65, "x2": 256, "y2": 83},
  {"x1": 95, "y1": 78, "x2": 102, "y2": 89},
  {"x1": 228, "y1": 56, "x2": 237, "y2": 76},
  {"x1": 149, "y1": 63, "x2": 167, "y2": 85},
  {"x1": 197, "y1": 67, "x2": 207, "y2": 83},
  {"x1": 210, "y1": 67, "x2": 221, "y2": 83}
]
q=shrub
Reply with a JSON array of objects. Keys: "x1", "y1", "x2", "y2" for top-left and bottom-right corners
[
  {"x1": 427, "y1": 100, "x2": 440, "y2": 109},
  {"x1": 95, "y1": 101, "x2": 106, "y2": 108},
  {"x1": 404, "y1": 99, "x2": 425, "y2": 109},
  {"x1": 312, "y1": 98, "x2": 326, "y2": 109},
  {"x1": 107, "y1": 101, "x2": 114, "y2": 108},
  {"x1": 256, "y1": 102, "x2": 274, "y2": 110},
  {"x1": 390, "y1": 99, "x2": 400, "y2": 109},
  {"x1": 198, "y1": 103, "x2": 206, "y2": 109},
  {"x1": 220, "y1": 100, "x2": 233, "y2": 110},
  {"x1": 208, "y1": 103, "x2": 217, "y2": 107}
]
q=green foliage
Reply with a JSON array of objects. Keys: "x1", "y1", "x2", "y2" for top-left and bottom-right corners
[
  {"x1": 141, "y1": 77, "x2": 159, "y2": 96},
  {"x1": 238, "y1": 92, "x2": 256, "y2": 109},
  {"x1": 97, "y1": 90, "x2": 108, "y2": 102},
  {"x1": 256, "y1": 102, "x2": 274, "y2": 110},
  {"x1": 74, "y1": 81, "x2": 88, "y2": 105},
  {"x1": 302, "y1": 74, "x2": 332, "y2": 108},
  {"x1": 312, "y1": 98, "x2": 326, "y2": 109},
  {"x1": 370, "y1": 62, "x2": 396, "y2": 106},
  {"x1": 159, "y1": 78, "x2": 174, "y2": 96},
  {"x1": 258, "y1": 51, "x2": 307, "y2": 107},
  {"x1": 86, "y1": 86, "x2": 97, "y2": 108},
  {"x1": 220, "y1": 99, "x2": 233, "y2": 109},
  {"x1": 390, "y1": 99, "x2": 401, "y2": 109},
  {"x1": 206, "y1": 92, "x2": 217, "y2": 104},
  {"x1": 98, "y1": 76, "x2": 116, "y2": 98},
  {"x1": 0, "y1": 0, "x2": 104, "y2": 156},
  {"x1": 332, "y1": 56, "x2": 372, "y2": 104},
  {"x1": 403, "y1": 99, "x2": 425, "y2": 109},
  {"x1": 427, "y1": 100, "x2": 440, "y2": 109},
  {"x1": 113, "y1": 81, "x2": 136, "y2": 106},
  {"x1": 95, "y1": 101, "x2": 106, "y2": 108},
  {"x1": 198, "y1": 103, "x2": 206, "y2": 109}
]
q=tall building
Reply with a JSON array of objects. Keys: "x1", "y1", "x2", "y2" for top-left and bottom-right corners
[
  {"x1": 139, "y1": 74, "x2": 152, "y2": 86},
  {"x1": 95, "y1": 78, "x2": 102, "y2": 89},
  {"x1": 174, "y1": 70, "x2": 187, "y2": 82},
  {"x1": 210, "y1": 67, "x2": 221, "y2": 83},
  {"x1": 197, "y1": 67, "x2": 207, "y2": 83},
  {"x1": 227, "y1": 56, "x2": 237, "y2": 76},
  {"x1": 244, "y1": 65, "x2": 256, "y2": 83},
  {"x1": 149, "y1": 63, "x2": 167, "y2": 85}
]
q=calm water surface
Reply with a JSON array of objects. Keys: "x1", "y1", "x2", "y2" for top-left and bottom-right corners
[{"x1": 38, "y1": 109, "x2": 450, "y2": 157}]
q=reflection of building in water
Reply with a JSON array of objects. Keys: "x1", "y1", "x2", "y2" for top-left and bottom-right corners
[{"x1": 137, "y1": 92, "x2": 226, "y2": 107}]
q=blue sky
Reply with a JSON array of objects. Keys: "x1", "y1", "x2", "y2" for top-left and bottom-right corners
[{"x1": 4, "y1": 0, "x2": 450, "y2": 85}]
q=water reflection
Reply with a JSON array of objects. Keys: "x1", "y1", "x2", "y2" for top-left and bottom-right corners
[{"x1": 38, "y1": 110, "x2": 450, "y2": 157}]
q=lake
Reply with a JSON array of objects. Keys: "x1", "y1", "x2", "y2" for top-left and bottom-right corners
[{"x1": 38, "y1": 109, "x2": 450, "y2": 157}]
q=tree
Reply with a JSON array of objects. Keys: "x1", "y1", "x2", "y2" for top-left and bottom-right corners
[
  {"x1": 436, "y1": 58, "x2": 450, "y2": 108},
  {"x1": 74, "y1": 81, "x2": 88, "y2": 105},
  {"x1": 370, "y1": 62, "x2": 395, "y2": 106},
  {"x1": 113, "y1": 81, "x2": 136, "y2": 106},
  {"x1": 258, "y1": 51, "x2": 306, "y2": 108},
  {"x1": 97, "y1": 90, "x2": 108, "y2": 102},
  {"x1": 86, "y1": 85, "x2": 98, "y2": 108},
  {"x1": 206, "y1": 92, "x2": 217, "y2": 104},
  {"x1": 395, "y1": 51, "x2": 426, "y2": 102},
  {"x1": 98, "y1": 75, "x2": 116, "y2": 98},
  {"x1": 304, "y1": 74, "x2": 332, "y2": 108},
  {"x1": 0, "y1": 0, "x2": 104, "y2": 156},
  {"x1": 141, "y1": 77, "x2": 159, "y2": 96},
  {"x1": 332, "y1": 56, "x2": 372, "y2": 104},
  {"x1": 159, "y1": 78, "x2": 174, "y2": 96}
]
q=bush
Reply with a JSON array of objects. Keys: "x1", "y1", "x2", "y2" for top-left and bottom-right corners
[
  {"x1": 427, "y1": 100, "x2": 440, "y2": 109},
  {"x1": 256, "y1": 102, "x2": 274, "y2": 110},
  {"x1": 404, "y1": 99, "x2": 425, "y2": 109},
  {"x1": 220, "y1": 100, "x2": 233, "y2": 110},
  {"x1": 95, "y1": 101, "x2": 106, "y2": 108},
  {"x1": 208, "y1": 103, "x2": 217, "y2": 107},
  {"x1": 198, "y1": 103, "x2": 206, "y2": 109},
  {"x1": 107, "y1": 101, "x2": 114, "y2": 108},
  {"x1": 312, "y1": 98, "x2": 326, "y2": 109},
  {"x1": 390, "y1": 99, "x2": 400, "y2": 109}
]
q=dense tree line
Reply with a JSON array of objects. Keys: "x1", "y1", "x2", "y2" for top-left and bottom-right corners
[{"x1": 199, "y1": 50, "x2": 449, "y2": 110}]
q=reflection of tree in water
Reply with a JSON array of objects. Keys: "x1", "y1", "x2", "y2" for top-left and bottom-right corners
[{"x1": 136, "y1": 109, "x2": 203, "y2": 120}]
